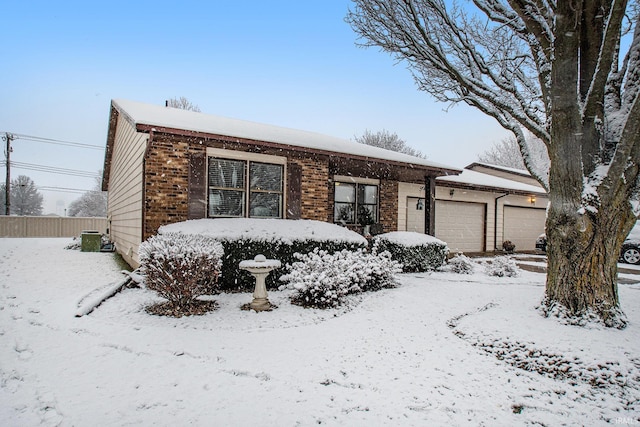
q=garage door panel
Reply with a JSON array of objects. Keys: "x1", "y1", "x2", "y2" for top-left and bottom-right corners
[
  {"x1": 503, "y1": 206, "x2": 546, "y2": 251},
  {"x1": 435, "y1": 201, "x2": 485, "y2": 253}
]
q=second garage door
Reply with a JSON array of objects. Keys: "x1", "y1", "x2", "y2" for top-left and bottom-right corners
[
  {"x1": 435, "y1": 200, "x2": 486, "y2": 253},
  {"x1": 503, "y1": 206, "x2": 546, "y2": 251}
]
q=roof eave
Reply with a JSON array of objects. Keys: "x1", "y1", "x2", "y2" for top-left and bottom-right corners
[{"x1": 135, "y1": 123, "x2": 462, "y2": 177}]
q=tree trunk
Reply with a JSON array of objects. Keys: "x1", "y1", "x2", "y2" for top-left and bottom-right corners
[
  {"x1": 543, "y1": 198, "x2": 634, "y2": 328},
  {"x1": 539, "y1": 3, "x2": 631, "y2": 328}
]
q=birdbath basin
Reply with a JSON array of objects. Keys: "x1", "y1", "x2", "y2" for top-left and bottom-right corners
[{"x1": 239, "y1": 254, "x2": 281, "y2": 311}]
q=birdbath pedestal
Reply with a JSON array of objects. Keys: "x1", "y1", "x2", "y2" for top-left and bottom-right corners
[{"x1": 239, "y1": 254, "x2": 281, "y2": 312}]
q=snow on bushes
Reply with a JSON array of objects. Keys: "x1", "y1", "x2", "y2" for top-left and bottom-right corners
[
  {"x1": 159, "y1": 219, "x2": 367, "y2": 291},
  {"x1": 280, "y1": 244, "x2": 402, "y2": 309},
  {"x1": 442, "y1": 253, "x2": 477, "y2": 274},
  {"x1": 373, "y1": 231, "x2": 448, "y2": 272},
  {"x1": 484, "y1": 255, "x2": 520, "y2": 277},
  {"x1": 138, "y1": 233, "x2": 224, "y2": 312}
]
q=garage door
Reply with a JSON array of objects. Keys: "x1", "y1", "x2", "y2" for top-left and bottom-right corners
[
  {"x1": 405, "y1": 198, "x2": 486, "y2": 253},
  {"x1": 503, "y1": 206, "x2": 546, "y2": 251},
  {"x1": 435, "y1": 201, "x2": 485, "y2": 253}
]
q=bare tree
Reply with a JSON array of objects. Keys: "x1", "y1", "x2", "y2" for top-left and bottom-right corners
[
  {"x1": 166, "y1": 97, "x2": 201, "y2": 112},
  {"x1": 477, "y1": 137, "x2": 526, "y2": 170},
  {"x1": 354, "y1": 129, "x2": 426, "y2": 158},
  {"x1": 347, "y1": 0, "x2": 640, "y2": 327},
  {"x1": 1, "y1": 175, "x2": 43, "y2": 215},
  {"x1": 68, "y1": 174, "x2": 107, "y2": 217}
]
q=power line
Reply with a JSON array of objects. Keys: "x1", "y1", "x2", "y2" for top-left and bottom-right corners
[
  {"x1": 39, "y1": 186, "x2": 101, "y2": 194},
  {"x1": 2, "y1": 132, "x2": 104, "y2": 150},
  {"x1": 2, "y1": 161, "x2": 100, "y2": 178}
]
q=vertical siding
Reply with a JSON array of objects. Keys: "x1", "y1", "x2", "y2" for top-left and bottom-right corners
[
  {"x1": 0, "y1": 216, "x2": 107, "y2": 237},
  {"x1": 106, "y1": 116, "x2": 147, "y2": 268},
  {"x1": 397, "y1": 182, "x2": 424, "y2": 232}
]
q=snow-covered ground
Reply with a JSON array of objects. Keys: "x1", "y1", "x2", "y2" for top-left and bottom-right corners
[{"x1": 1, "y1": 238, "x2": 639, "y2": 426}]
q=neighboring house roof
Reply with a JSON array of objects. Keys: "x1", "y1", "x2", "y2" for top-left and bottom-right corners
[
  {"x1": 110, "y1": 99, "x2": 461, "y2": 174},
  {"x1": 465, "y1": 162, "x2": 532, "y2": 178},
  {"x1": 437, "y1": 169, "x2": 547, "y2": 196},
  {"x1": 465, "y1": 162, "x2": 545, "y2": 189}
]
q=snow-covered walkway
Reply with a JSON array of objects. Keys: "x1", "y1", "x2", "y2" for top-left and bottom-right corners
[{"x1": 1, "y1": 239, "x2": 639, "y2": 426}]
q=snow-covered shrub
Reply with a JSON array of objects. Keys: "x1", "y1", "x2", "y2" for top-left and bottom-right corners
[
  {"x1": 373, "y1": 231, "x2": 448, "y2": 272},
  {"x1": 158, "y1": 219, "x2": 367, "y2": 292},
  {"x1": 443, "y1": 254, "x2": 476, "y2": 274},
  {"x1": 502, "y1": 240, "x2": 516, "y2": 252},
  {"x1": 484, "y1": 256, "x2": 519, "y2": 277},
  {"x1": 139, "y1": 233, "x2": 224, "y2": 308},
  {"x1": 280, "y1": 246, "x2": 402, "y2": 309}
]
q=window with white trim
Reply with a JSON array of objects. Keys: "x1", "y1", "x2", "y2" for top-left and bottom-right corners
[{"x1": 208, "y1": 157, "x2": 284, "y2": 218}]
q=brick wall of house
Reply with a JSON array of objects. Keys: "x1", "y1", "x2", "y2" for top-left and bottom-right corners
[
  {"x1": 292, "y1": 157, "x2": 330, "y2": 222},
  {"x1": 143, "y1": 135, "x2": 205, "y2": 238},
  {"x1": 143, "y1": 134, "x2": 405, "y2": 239},
  {"x1": 379, "y1": 179, "x2": 398, "y2": 233},
  {"x1": 143, "y1": 135, "x2": 333, "y2": 238}
]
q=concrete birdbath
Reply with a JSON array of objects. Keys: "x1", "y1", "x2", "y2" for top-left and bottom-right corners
[{"x1": 239, "y1": 254, "x2": 281, "y2": 312}]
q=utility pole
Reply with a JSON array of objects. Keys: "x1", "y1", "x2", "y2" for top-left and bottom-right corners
[{"x1": 3, "y1": 133, "x2": 15, "y2": 215}]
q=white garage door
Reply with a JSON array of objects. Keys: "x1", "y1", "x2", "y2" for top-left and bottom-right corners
[
  {"x1": 503, "y1": 206, "x2": 546, "y2": 251},
  {"x1": 435, "y1": 200, "x2": 486, "y2": 253},
  {"x1": 405, "y1": 198, "x2": 486, "y2": 253}
]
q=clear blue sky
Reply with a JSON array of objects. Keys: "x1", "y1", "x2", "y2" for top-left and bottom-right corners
[{"x1": 1, "y1": 0, "x2": 509, "y2": 215}]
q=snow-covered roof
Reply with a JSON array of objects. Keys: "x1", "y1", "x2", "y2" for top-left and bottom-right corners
[
  {"x1": 466, "y1": 162, "x2": 532, "y2": 177},
  {"x1": 112, "y1": 99, "x2": 460, "y2": 172},
  {"x1": 437, "y1": 169, "x2": 546, "y2": 194}
]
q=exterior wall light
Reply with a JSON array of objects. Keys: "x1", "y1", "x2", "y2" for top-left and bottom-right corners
[{"x1": 416, "y1": 198, "x2": 424, "y2": 210}]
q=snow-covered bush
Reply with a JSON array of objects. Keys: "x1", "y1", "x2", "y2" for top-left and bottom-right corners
[
  {"x1": 373, "y1": 231, "x2": 448, "y2": 272},
  {"x1": 443, "y1": 254, "x2": 476, "y2": 274},
  {"x1": 139, "y1": 233, "x2": 224, "y2": 308},
  {"x1": 158, "y1": 219, "x2": 367, "y2": 292},
  {"x1": 484, "y1": 256, "x2": 519, "y2": 277},
  {"x1": 280, "y1": 245, "x2": 402, "y2": 309}
]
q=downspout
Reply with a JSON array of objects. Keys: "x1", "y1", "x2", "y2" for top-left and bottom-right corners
[{"x1": 494, "y1": 193, "x2": 509, "y2": 251}]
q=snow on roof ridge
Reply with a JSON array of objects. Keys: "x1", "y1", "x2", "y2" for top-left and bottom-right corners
[
  {"x1": 467, "y1": 162, "x2": 531, "y2": 176},
  {"x1": 437, "y1": 168, "x2": 546, "y2": 194},
  {"x1": 112, "y1": 98, "x2": 460, "y2": 172}
]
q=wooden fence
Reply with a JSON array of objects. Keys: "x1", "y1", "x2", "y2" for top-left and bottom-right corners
[{"x1": 0, "y1": 216, "x2": 108, "y2": 238}]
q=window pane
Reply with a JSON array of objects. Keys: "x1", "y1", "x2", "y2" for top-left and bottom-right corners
[
  {"x1": 209, "y1": 189, "x2": 245, "y2": 217},
  {"x1": 250, "y1": 163, "x2": 283, "y2": 191},
  {"x1": 334, "y1": 202, "x2": 354, "y2": 223},
  {"x1": 359, "y1": 184, "x2": 378, "y2": 204},
  {"x1": 250, "y1": 193, "x2": 282, "y2": 218},
  {"x1": 357, "y1": 204, "x2": 377, "y2": 224},
  {"x1": 209, "y1": 159, "x2": 245, "y2": 189},
  {"x1": 335, "y1": 182, "x2": 355, "y2": 202}
]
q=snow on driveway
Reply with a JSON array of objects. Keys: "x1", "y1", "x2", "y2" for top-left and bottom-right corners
[{"x1": 1, "y1": 238, "x2": 639, "y2": 426}]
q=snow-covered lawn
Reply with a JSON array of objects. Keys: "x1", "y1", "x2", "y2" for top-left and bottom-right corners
[{"x1": 1, "y1": 238, "x2": 639, "y2": 426}]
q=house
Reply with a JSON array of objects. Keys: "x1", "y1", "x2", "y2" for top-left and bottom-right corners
[
  {"x1": 398, "y1": 163, "x2": 548, "y2": 253},
  {"x1": 102, "y1": 99, "x2": 548, "y2": 267},
  {"x1": 102, "y1": 99, "x2": 462, "y2": 267}
]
